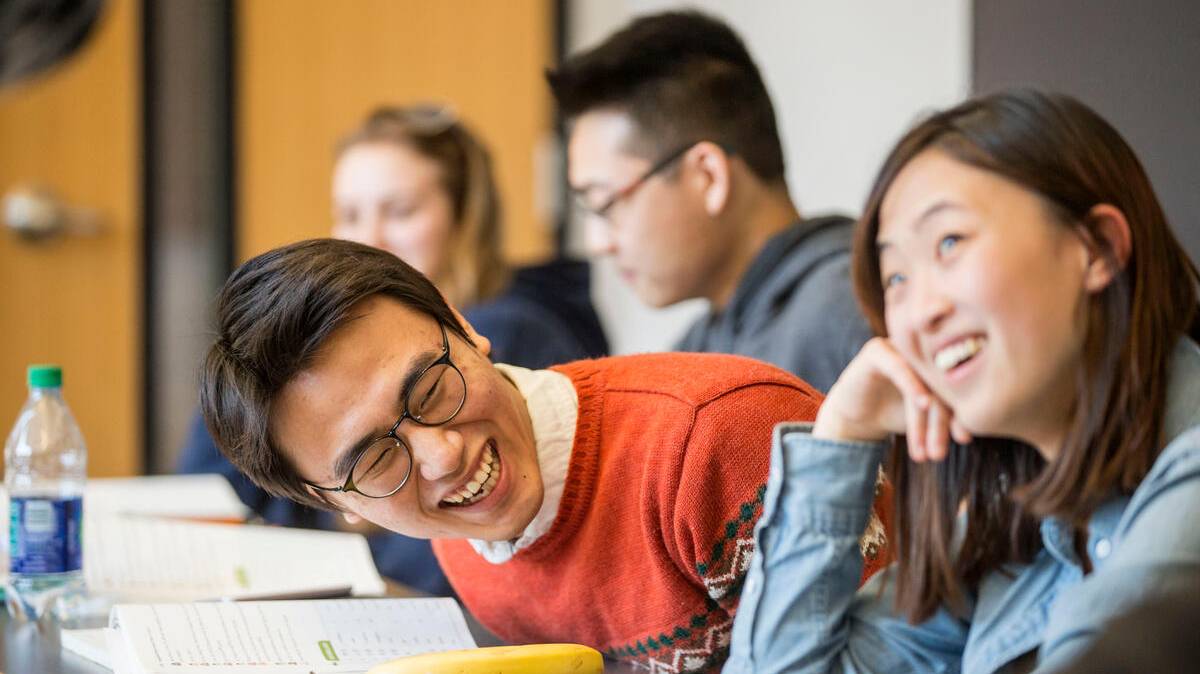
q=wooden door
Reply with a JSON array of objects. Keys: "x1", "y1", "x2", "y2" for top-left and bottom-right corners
[
  {"x1": 0, "y1": 0, "x2": 141, "y2": 476},
  {"x1": 237, "y1": 0, "x2": 555, "y2": 263}
]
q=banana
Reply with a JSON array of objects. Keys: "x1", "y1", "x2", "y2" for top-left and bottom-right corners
[{"x1": 367, "y1": 643, "x2": 604, "y2": 674}]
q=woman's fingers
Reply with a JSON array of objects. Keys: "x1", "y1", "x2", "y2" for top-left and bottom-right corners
[
  {"x1": 868, "y1": 339, "x2": 932, "y2": 411},
  {"x1": 865, "y1": 340, "x2": 938, "y2": 461},
  {"x1": 925, "y1": 401, "x2": 952, "y2": 461},
  {"x1": 863, "y1": 339, "x2": 962, "y2": 462},
  {"x1": 816, "y1": 338, "x2": 918, "y2": 441},
  {"x1": 950, "y1": 418, "x2": 973, "y2": 445},
  {"x1": 905, "y1": 388, "x2": 927, "y2": 461},
  {"x1": 815, "y1": 337, "x2": 964, "y2": 458}
]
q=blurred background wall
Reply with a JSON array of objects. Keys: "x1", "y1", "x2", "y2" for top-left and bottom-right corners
[{"x1": 0, "y1": 0, "x2": 1196, "y2": 475}]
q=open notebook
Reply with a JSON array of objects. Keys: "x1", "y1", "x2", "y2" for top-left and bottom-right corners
[{"x1": 63, "y1": 597, "x2": 476, "y2": 674}]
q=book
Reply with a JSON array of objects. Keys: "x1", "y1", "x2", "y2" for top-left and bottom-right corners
[
  {"x1": 88, "y1": 597, "x2": 477, "y2": 674},
  {"x1": 84, "y1": 515, "x2": 386, "y2": 601}
]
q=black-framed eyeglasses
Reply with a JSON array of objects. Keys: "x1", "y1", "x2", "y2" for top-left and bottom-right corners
[
  {"x1": 575, "y1": 141, "x2": 698, "y2": 220},
  {"x1": 304, "y1": 322, "x2": 467, "y2": 499}
]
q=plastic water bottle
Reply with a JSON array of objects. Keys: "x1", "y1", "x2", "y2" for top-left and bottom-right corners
[{"x1": 4, "y1": 364, "x2": 87, "y2": 622}]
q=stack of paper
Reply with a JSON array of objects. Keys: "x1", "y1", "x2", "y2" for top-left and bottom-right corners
[
  {"x1": 2, "y1": 474, "x2": 249, "y2": 582},
  {"x1": 82, "y1": 474, "x2": 251, "y2": 521},
  {"x1": 5, "y1": 474, "x2": 385, "y2": 601},
  {"x1": 85, "y1": 516, "x2": 387, "y2": 601}
]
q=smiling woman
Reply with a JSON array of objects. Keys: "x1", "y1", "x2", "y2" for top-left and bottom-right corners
[
  {"x1": 725, "y1": 90, "x2": 1200, "y2": 674},
  {"x1": 873, "y1": 150, "x2": 1102, "y2": 456}
]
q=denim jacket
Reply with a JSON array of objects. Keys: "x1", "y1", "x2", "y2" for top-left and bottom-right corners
[{"x1": 725, "y1": 338, "x2": 1200, "y2": 674}]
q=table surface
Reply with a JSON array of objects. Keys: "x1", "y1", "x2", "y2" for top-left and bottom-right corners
[
  {"x1": 3, "y1": 609, "x2": 101, "y2": 674},
  {"x1": 1, "y1": 602, "x2": 639, "y2": 673}
]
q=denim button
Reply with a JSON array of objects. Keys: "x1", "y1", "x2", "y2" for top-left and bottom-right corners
[{"x1": 1094, "y1": 537, "x2": 1112, "y2": 560}]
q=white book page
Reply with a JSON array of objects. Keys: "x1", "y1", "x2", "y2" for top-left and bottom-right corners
[
  {"x1": 86, "y1": 516, "x2": 386, "y2": 601},
  {"x1": 110, "y1": 598, "x2": 476, "y2": 674},
  {"x1": 108, "y1": 626, "x2": 144, "y2": 674}
]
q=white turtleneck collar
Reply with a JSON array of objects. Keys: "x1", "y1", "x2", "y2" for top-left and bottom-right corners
[{"x1": 467, "y1": 363, "x2": 578, "y2": 563}]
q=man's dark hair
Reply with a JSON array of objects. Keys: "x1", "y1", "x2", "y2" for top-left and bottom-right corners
[
  {"x1": 547, "y1": 10, "x2": 786, "y2": 183},
  {"x1": 199, "y1": 238, "x2": 468, "y2": 511}
]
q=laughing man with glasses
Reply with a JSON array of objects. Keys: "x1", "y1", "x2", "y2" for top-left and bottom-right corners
[{"x1": 201, "y1": 238, "x2": 891, "y2": 673}]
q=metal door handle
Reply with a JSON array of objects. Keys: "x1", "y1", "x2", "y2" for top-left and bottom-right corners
[{"x1": 2, "y1": 185, "x2": 102, "y2": 241}]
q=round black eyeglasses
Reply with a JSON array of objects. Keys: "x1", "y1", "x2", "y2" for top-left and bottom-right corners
[{"x1": 303, "y1": 322, "x2": 466, "y2": 499}]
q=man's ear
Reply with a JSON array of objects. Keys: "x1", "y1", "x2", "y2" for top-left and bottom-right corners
[
  {"x1": 689, "y1": 141, "x2": 732, "y2": 216},
  {"x1": 1082, "y1": 203, "x2": 1133, "y2": 293},
  {"x1": 342, "y1": 511, "x2": 363, "y2": 525},
  {"x1": 449, "y1": 305, "x2": 491, "y2": 358}
]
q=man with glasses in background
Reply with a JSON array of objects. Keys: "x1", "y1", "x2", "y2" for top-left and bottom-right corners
[
  {"x1": 201, "y1": 239, "x2": 889, "y2": 673},
  {"x1": 549, "y1": 10, "x2": 870, "y2": 392}
]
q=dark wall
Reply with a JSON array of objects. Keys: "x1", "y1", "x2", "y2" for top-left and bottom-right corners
[
  {"x1": 974, "y1": 0, "x2": 1200, "y2": 262},
  {"x1": 144, "y1": 0, "x2": 234, "y2": 471}
]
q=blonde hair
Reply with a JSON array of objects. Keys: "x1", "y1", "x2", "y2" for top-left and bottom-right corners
[{"x1": 336, "y1": 104, "x2": 510, "y2": 307}]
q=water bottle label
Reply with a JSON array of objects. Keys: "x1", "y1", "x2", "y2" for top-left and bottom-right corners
[{"x1": 8, "y1": 496, "x2": 83, "y2": 574}]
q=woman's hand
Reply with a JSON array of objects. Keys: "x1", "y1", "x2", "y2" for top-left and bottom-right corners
[{"x1": 813, "y1": 337, "x2": 971, "y2": 461}]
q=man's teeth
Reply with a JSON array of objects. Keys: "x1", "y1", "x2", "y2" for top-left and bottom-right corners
[
  {"x1": 934, "y1": 336, "x2": 986, "y2": 372},
  {"x1": 442, "y1": 444, "x2": 500, "y2": 506}
]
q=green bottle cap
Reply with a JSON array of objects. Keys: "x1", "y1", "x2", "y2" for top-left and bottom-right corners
[{"x1": 27, "y1": 365, "x2": 63, "y2": 388}]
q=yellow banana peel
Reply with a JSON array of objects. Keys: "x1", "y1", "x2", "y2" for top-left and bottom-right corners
[{"x1": 367, "y1": 643, "x2": 604, "y2": 674}]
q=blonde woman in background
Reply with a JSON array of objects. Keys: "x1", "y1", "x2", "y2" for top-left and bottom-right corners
[
  {"x1": 333, "y1": 106, "x2": 507, "y2": 310},
  {"x1": 333, "y1": 105, "x2": 606, "y2": 367}
]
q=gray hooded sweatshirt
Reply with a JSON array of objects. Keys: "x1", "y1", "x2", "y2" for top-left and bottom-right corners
[{"x1": 675, "y1": 216, "x2": 872, "y2": 393}]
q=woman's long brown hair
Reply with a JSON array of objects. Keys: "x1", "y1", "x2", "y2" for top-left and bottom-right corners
[{"x1": 851, "y1": 90, "x2": 1200, "y2": 622}]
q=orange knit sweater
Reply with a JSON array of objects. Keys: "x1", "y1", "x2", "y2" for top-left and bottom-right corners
[{"x1": 433, "y1": 354, "x2": 890, "y2": 672}]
